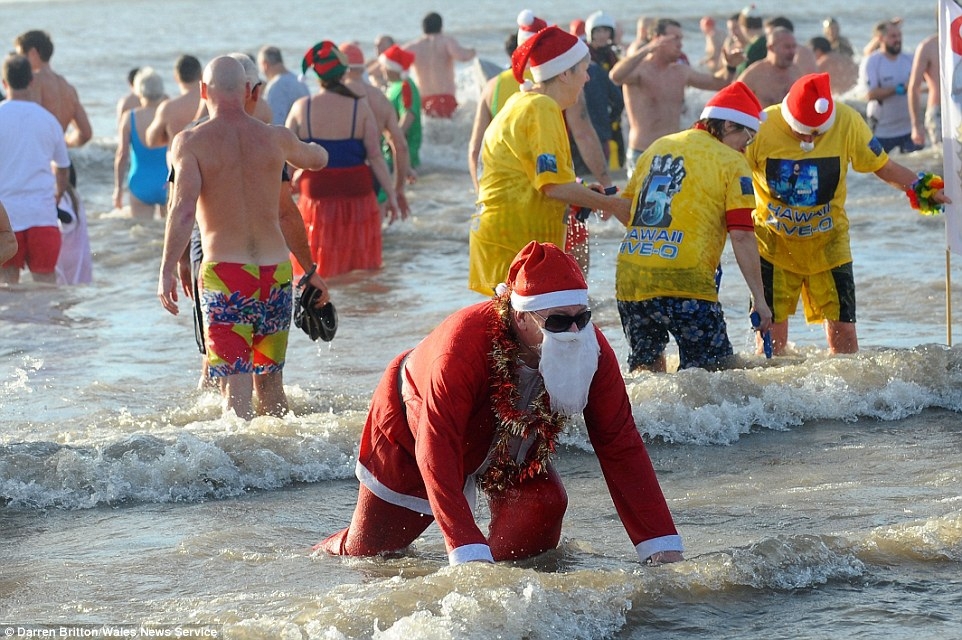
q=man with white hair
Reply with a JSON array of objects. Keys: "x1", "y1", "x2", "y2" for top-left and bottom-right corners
[
  {"x1": 228, "y1": 52, "x2": 272, "y2": 124},
  {"x1": 318, "y1": 240, "x2": 684, "y2": 566},
  {"x1": 158, "y1": 56, "x2": 328, "y2": 419}
]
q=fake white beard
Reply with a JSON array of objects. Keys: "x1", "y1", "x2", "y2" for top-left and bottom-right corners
[
  {"x1": 538, "y1": 323, "x2": 600, "y2": 416},
  {"x1": 799, "y1": 140, "x2": 815, "y2": 152}
]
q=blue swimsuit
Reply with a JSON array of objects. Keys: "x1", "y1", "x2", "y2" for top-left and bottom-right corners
[{"x1": 127, "y1": 111, "x2": 168, "y2": 205}]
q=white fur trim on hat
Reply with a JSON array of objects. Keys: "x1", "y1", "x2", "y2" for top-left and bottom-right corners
[
  {"x1": 379, "y1": 54, "x2": 402, "y2": 74},
  {"x1": 780, "y1": 73, "x2": 837, "y2": 134},
  {"x1": 510, "y1": 288, "x2": 589, "y2": 312},
  {"x1": 517, "y1": 9, "x2": 548, "y2": 45},
  {"x1": 780, "y1": 96, "x2": 836, "y2": 134},
  {"x1": 699, "y1": 105, "x2": 761, "y2": 131},
  {"x1": 530, "y1": 38, "x2": 589, "y2": 83}
]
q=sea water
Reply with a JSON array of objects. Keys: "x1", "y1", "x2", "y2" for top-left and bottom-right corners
[{"x1": 1, "y1": 1, "x2": 960, "y2": 638}]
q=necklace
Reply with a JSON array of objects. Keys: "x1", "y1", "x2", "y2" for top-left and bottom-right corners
[{"x1": 477, "y1": 304, "x2": 567, "y2": 493}]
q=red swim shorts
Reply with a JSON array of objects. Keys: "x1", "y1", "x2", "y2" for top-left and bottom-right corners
[
  {"x1": 422, "y1": 94, "x2": 457, "y2": 118},
  {"x1": 2, "y1": 226, "x2": 61, "y2": 273}
]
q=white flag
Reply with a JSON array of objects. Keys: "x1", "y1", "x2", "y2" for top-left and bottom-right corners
[{"x1": 939, "y1": 0, "x2": 962, "y2": 253}]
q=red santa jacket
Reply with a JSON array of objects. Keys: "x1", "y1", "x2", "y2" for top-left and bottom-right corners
[{"x1": 355, "y1": 300, "x2": 682, "y2": 563}]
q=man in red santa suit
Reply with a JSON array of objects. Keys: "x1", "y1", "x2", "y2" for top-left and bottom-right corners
[{"x1": 317, "y1": 241, "x2": 684, "y2": 566}]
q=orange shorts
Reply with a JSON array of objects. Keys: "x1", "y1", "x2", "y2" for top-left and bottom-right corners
[
  {"x1": 2, "y1": 226, "x2": 61, "y2": 273},
  {"x1": 422, "y1": 94, "x2": 457, "y2": 118}
]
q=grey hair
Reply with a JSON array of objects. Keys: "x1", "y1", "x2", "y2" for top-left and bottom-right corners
[
  {"x1": 228, "y1": 52, "x2": 261, "y2": 86},
  {"x1": 134, "y1": 67, "x2": 164, "y2": 101}
]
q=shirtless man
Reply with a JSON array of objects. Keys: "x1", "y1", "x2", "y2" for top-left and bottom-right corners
[
  {"x1": 609, "y1": 18, "x2": 734, "y2": 176},
  {"x1": 366, "y1": 34, "x2": 395, "y2": 91},
  {"x1": 339, "y1": 42, "x2": 412, "y2": 218},
  {"x1": 402, "y1": 12, "x2": 476, "y2": 118},
  {"x1": 158, "y1": 56, "x2": 327, "y2": 420},
  {"x1": 909, "y1": 33, "x2": 940, "y2": 148},
  {"x1": 146, "y1": 54, "x2": 203, "y2": 148},
  {"x1": 737, "y1": 28, "x2": 804, "y2": 107},
  {"x1": 14, "y1": 30, "x2": 92, "y2": 148},
  {"x1": 809, "y1": 36, "x2": 857, "y2": 94}
]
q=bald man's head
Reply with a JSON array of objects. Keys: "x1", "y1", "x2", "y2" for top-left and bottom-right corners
[{"x1": 203, "y1": 55, "x2": 247, "y2": 94}]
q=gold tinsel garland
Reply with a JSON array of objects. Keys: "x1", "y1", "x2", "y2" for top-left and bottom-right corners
[{"x1": 476, "y1": 300, "x2": 567, "y2": 493}]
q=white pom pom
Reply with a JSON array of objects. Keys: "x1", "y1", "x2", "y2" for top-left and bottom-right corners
[
  {"x1": 495, "y1": 283, "x2": 508, "y2": 296},
  {"x1": 518, "y1": 9, "x2": 534, "y2": 27},
  {"x1": 815, "y1": 97, "x2": 829, "y2": 114},
  {"x1": 521, "y1": 79, "x2": 534, "y2": 92}
]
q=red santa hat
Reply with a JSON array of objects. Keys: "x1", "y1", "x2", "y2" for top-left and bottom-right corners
[
  {"x1": 569, "y1": 19, "x2": 587, "y2": 41},
  {"x1": 338, "y1": 41, "x2": 365, "y2": 68},
  {"x1": 511, "y1": 25, "x2": 589, "y2": 86},
  {"x1": 699, "y1": 81, "x2": 765, "y2": 131},
  {"x1": 499, "y1": 241, "x2": 588, "y2": 311},
  {"x1": 781, "y1": 73, "x2": 836, "y2": 134},
  {"x1": 379, "y1": 45, "x2": 414, "y2": 74},
  {"x1": 517, "y1": 9, "x2": 548, "y2": 45}
]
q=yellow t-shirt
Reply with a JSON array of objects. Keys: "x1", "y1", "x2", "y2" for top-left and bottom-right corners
[
  {"x1": 469, "y1": 92, "x2": 575, "y2": 295},
  {"x1": 490, "y1": 68, "x2": 530, "y2": 117},
  {"x1": 616, "y1": 128, "x2": 756, "y2": 302},
  {"x1": 745, "y1": 103, "x2": 889, "y2": 275}
]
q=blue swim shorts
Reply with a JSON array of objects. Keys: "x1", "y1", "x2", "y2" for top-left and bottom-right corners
[{"x1": 617, "y1": 297, "x2": 733, "y2": 371}]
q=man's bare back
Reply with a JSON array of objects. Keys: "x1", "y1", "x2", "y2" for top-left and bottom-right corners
[
  {"x1": 160, "y1": 56, "x2": 326, "y2": 309},
  {"x1": 404, "y1": 33, "x2": 475, "y2": 98},
  {"x1": 146, "y1": 88, "x2": 201, "y2": 148},
  {"x1": 14, "y1": 32, "x2": 92, "y2": 147},
  {"x1": 343, "y1": 73, "x2": 412, "y2": 215},
  {"x1": 30, "y1": 68, "x2": 91, "y2": 147},
  {"x1": 909, "y1": 35, "x2": 939, "y2": 146},
  {"x1": 816, "y1": 51, "x2": 858, "y2": 94}
]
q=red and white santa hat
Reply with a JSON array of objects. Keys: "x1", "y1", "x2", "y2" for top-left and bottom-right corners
[
  {"x1": 498, "y1": 241, "x2": 588, "y2": 311},
  {"x1": 338, "y1": 41, "x2": 365, "y2": 68},
  {"x1": 699, "y1": 81, "x2": 765, "y2": 131},
  {"x1": 517, "y1": 9, "x2": 548, "y2": 45},
  {"x1": 511, "y1": 25, "x2": 589, "y2": 86},
  {"x1": 781, "y1": 73, "x2": 836, "y2": 134},
  {"x1": 379, "y1": 45, "x2": 415, "y2": 74}
]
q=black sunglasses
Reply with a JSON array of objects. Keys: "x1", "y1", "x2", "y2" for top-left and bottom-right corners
[{"x1": 530, "y1": 309, "x2": 592, "y2": 333}]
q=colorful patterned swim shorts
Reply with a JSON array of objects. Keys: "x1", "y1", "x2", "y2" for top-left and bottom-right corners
[{"x1": 199, "y1": 261, "x2": 293, "y2": 377}]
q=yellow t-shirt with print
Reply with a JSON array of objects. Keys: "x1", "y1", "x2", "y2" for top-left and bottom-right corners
[
  {"x1": 469, "y1": 91, "x2": 575, "y2": 295},
  {"x1": 745, "y1": 103, "x2": 889, "y2": 275},
  {"x1": 616, "y1": 128, "x2": 756, "y2": 302}
]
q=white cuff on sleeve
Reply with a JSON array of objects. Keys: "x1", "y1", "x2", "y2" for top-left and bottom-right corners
[
  {"x1": 449, "y1": 543, "x2": 495, "y2": 566},
  {"x1": 635, "y1": 534, "x2": 684, "y2": 564}
]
